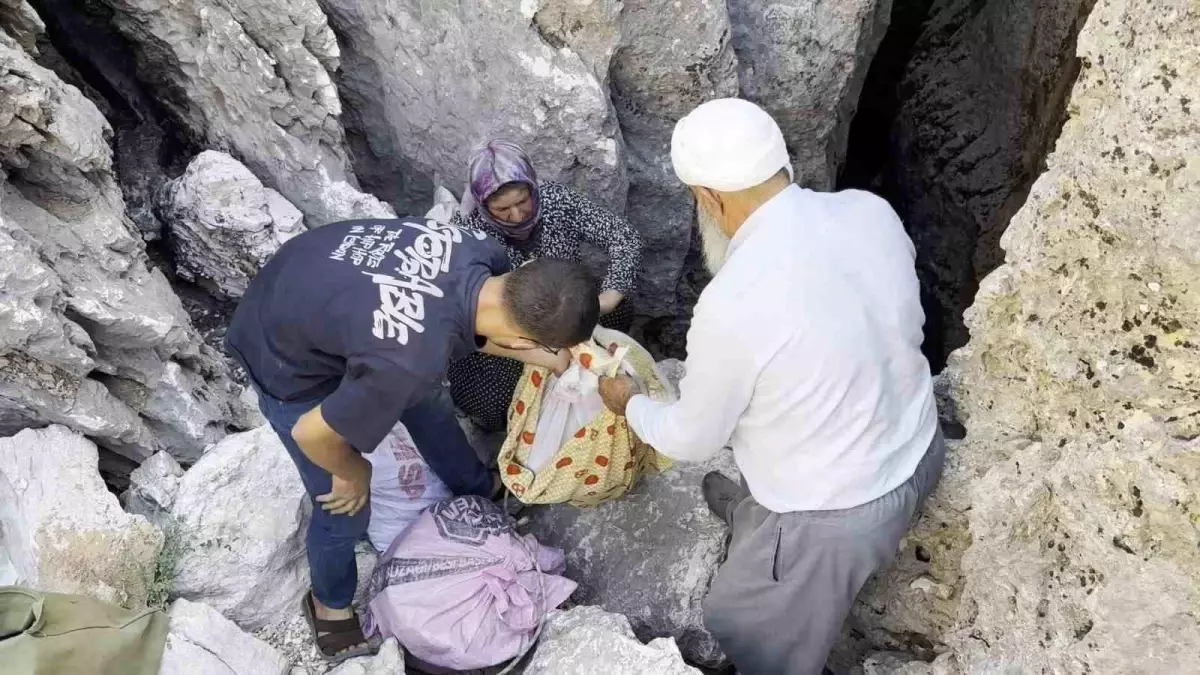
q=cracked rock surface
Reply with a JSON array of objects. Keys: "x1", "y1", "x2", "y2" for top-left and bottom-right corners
[
  {"x1": 0, "y1": 425, "x2": 162, "y2": 608},
  {"x1": 856, "y1": 0, "x2": 1200, "y2": 671},
  {"x1": 93, "y1": 0, "x2": 392, "y2": 226}
]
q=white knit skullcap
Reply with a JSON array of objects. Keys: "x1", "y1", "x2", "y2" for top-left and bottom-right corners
[{"x1": 671, "y1": 98, "x2": 793, "y2": 192}]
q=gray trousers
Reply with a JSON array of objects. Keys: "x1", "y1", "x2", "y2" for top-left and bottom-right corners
[{"x1": 704, "y1": 428, "x2": 946, "y2": 675}]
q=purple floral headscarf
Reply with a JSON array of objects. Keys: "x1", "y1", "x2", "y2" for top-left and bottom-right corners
[{"x1": 460, "y1": 139, "x2": 542, "y2": 241}]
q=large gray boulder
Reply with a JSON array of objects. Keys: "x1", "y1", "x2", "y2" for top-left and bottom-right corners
[
  {"x1": 609, "y1": 0, "x2": 740, "y2": 321},
  {"x1": 93, "y1": 0, "x2": 392, "y2": 226},
  {"x1": 728, "y1": 0, "x2": 891, "y2": 189},
  {"x1": 156, "y1": 151, "x2": 305, "y2": 299},
  {"x1": 318, "y1": 0, "x2": 627, "y2": 214},
  {"x1": 0, "y1": 0, "x2": 41, "y2": 53},
  {"x1": 141, "y1": 361, "x2": 241, "y2": 462},
  {"x1": 524, "y1": 452, "x2": 738, "y2": 667},
  {"x1": 159, "y1": 599, "x2": 290, "y2": 675},
  {"x1": 123, "y1": 450, "x2": 185, "y2": 531},
  {"x1": 855, "y1": 0, "x2": 1200, "y2": 671},
  {"x1": 0, "y1": 30, "x2": 250, "y2": 463},
  {"x1": 0, "y1": 425, "x2": 163, "y2": 608},
  {"x1": 169, "y1": 426, "x2": 309, "y2": 630},
  {"x1": 534, "y1": 0, "x2": 738, "y2": 322},
  {"x1": 525, "y1": 606, "x2": 700, "y2": 675}
]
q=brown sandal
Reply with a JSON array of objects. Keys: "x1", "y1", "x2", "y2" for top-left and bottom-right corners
[{"x1": 300, "y1": 591, "x2": 376, "y2": 664}]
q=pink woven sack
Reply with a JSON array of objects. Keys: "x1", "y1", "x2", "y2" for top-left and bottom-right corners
[{"x1": 362, "y1": 496, "x2": 576, "y2": 670}]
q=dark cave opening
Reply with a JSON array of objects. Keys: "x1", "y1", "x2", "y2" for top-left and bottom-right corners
[{"x1": 840, "y1": 0, "x2": 1096, "y2": 372}]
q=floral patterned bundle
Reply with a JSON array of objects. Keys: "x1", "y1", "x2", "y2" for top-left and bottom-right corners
[{"x1": 499, "y1": 327, "x2": 676, "y2": 507}]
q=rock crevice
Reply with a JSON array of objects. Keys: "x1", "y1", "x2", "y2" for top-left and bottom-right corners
[{"x1": 1, "y1": 27, "x2": 252, "y2": 464}]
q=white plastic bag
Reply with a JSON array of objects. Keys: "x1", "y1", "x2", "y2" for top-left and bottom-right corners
[
  {"x1": 526, "y1": 366, "x2": 602, "y2": 472},
  {"x1": 525, "y1": 344, "x2": 631, "y2": 473},
  {"x1": 424, "y1": 185, "x2": 461, "y2": 224},
  {"x1": 365, "y1": 423, "x2": 453, "y2": 552}
]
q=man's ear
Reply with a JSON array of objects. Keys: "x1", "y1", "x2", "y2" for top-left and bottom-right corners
[{"x1": 692, "y1": 186, "x2": 723, "y2": 222}]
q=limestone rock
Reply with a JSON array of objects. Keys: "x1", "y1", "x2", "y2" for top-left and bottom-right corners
[
  {"x1": 123, "y1": 450, "x2": 185, "y2": 530},
  {"x1": 318, "y1": 0, "x2": 626, "y2": 214},
  {"x1": 257, "y1": 613, "x2": 325, "y2": 674},
  {"x1": 156, "y1": 151, "x2": 304, "y2": 299},
  {"x1": 524, "y1": 606, "x2": 700, "y2": 675},
  {"x1": 523, "y1": 452, "x2": 739, "y2": 667},
  {"x1": 27, "y1": 0, "x2": 195, "y2": 242},
  {"x1": 326, "y1": 638, "x2": 404, "y2": 675},
  {"x1": 531, "y1": 0, "x2": 622, "y2": 85},
  {"x1": 0, "y1": 360, "x2": 156, "y2": 460},
  {"x1": 75, "y1": 345, "x2": 246, "y2": 463},
  {"x1": 0, "y1": 30, "x2": 250, "y2": 462},
  {"x1": 237, "y1": 385, "x2": 267, "y2": 428},
  {"x1": 834, "y1": 437, "x2": 970, "y2": 669},
  {"x1": 92, "y1": 345, "x2": 253, "y2": 463},
  {"x1": 159, "y1": 599, "x2": 290, "y2": 675},
  {"x1": 170, "y1": 426, "x2": 309, "y2": 629},
  {"x1": 870, "y1": 0, "x2": 1200, "y2": 671},
  {"x1": 0, "y1": 30, "x2": 163, "y2": 458},
  {"x1": 0, "y1": 0, "x2": 42, "y2": 54},
  {"x1": 609, "y1": 0, "x2": 739, "y2": 320},
  {"x1": 861, "y1": 651, "x2": 959, "y2": 675},
  {"x1": 95, "y1": 0, "x2": 392, "y2": 226},
  {"x1": 142, "y1": 360, "x2": 239, "y2": 462},
  {"x1": 0, "y1": 425, "x2": 162, "y2": 607},
  {"x1": 728, "y1": 0, "x2": 890, "y2": 189},
  {"x1": 531, "y1": 0, "x2": 738, "y2": 333}
]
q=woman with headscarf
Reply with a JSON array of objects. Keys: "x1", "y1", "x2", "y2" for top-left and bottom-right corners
[{"x1": 448, "y1": 139, "x2": 643, "y2": 432}]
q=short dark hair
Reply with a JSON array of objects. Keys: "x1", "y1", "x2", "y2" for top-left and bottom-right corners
[{"x1": 503, "y1": 258, "x2": 599, "y2": 348}]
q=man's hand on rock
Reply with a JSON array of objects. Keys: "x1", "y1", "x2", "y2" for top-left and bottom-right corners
[
  {"x1": 318, "y1": 455, "x2": 372, "y2": 516},
  {"x1": 599, "y1": 375, "x2": 637, "y2": 417}
]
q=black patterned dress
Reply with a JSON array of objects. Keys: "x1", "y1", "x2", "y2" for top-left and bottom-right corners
[{"x1": 447, "y1": 181, "x2": 643, "y2": 432}]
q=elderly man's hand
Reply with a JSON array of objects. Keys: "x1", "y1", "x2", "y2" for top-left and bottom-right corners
[{"x1": 598, "y1": 375, "x2": 637, "y2": 417}]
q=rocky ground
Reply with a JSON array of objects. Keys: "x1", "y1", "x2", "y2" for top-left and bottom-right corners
[{"x1": 2, "y1": 0, "x2": 1197, "y2": 672}]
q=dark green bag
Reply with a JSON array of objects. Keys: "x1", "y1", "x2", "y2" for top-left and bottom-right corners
[{"x1": 0, "y1": 587, "x2": 168, "y2": 675}]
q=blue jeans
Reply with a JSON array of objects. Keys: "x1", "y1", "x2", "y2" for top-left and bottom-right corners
[{"x1": 255, "y1": 383, "x2": 493, "y2": 608}]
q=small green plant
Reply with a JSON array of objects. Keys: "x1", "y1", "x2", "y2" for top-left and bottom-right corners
[{"x1": 147, "y1": 517, "x2": 187, "y2": 610}]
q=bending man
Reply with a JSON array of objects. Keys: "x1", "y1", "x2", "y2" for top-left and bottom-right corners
[
  {"x1": 599, "y1": 99, "x2": 945, "y2": 675},
  {"x1": 226, "y1": 216, "x2": 596, "y2": 663}
]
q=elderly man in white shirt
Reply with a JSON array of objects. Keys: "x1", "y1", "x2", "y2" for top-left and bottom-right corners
[{"x1": 599, "y1": 98, "x2": 946, "y2": 675}]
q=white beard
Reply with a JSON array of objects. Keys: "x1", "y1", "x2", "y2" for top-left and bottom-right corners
[{"x1": 697, "y1": 204, "x2": 731, "y2": 276}]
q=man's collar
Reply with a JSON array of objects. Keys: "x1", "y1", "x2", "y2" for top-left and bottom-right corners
[{"x1": 728, "y1": 184, "x2": 802, "y2": 256}]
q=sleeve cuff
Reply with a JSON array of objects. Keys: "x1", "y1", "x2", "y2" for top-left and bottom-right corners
[
  {"x1": 625, "y1": 393, "x2": 656, "y2": 441},
  {"x1": 601, "y1": 279, "x2": 632, "y2": 296}
]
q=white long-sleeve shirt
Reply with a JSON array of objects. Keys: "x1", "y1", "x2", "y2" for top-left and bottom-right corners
[{"x1": 627, "y1": 185, "x2": 938, "y2": 512}]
